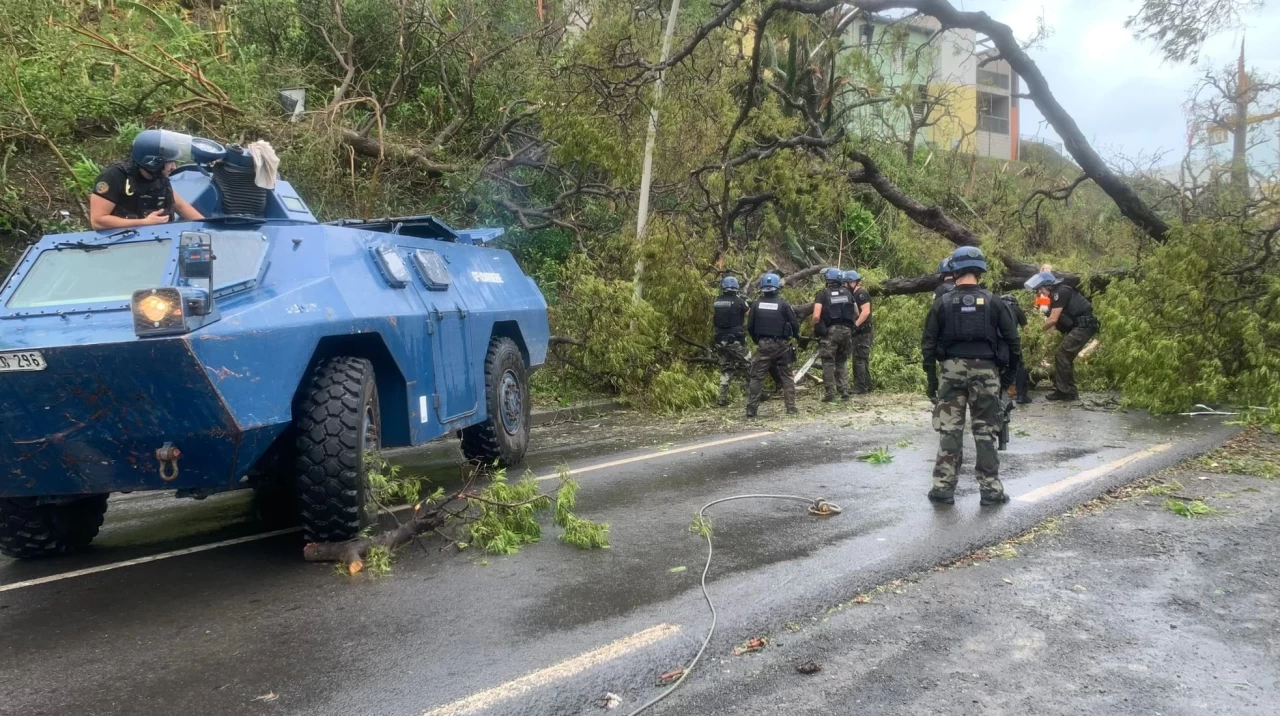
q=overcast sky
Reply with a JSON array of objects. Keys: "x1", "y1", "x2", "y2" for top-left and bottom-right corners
[{"x1": 960, "y1": 0, "x2": 1280, "y2": 165}]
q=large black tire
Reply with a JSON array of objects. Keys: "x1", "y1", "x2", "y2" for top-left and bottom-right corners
[
  {"x1": 0, "y1": 495, "x2": 109, "y2": 560},
  {"x1": 295, "y1": 357, "x2": 381, "y2": 543},
  {"x1": 460, "y1": 337, "x2": 531, "y2": 467}
]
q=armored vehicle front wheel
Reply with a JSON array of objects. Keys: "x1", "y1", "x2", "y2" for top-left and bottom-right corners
[
  {"x1": 295, "y1": 357, "x2": 381, "y2": 543},
  {"x1": 0, "y1": 495, "x2": 109, "y2": 559},
  {"x1": 461, "y1": 337, "x2": 530, "y2": 467}
]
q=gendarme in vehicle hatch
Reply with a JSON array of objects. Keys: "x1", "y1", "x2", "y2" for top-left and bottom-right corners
[{"x1": 0, "y1": 133, "x2": 549, "y2": 559}]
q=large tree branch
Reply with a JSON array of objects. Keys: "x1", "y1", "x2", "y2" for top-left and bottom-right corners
[
  {"x1": 847, "y1": 0, "x2": 1171, "y2": 242},
  {"x1": 845, "y1": 147, "x2": 981, "y2": 247},
  {"x1": 340, "y1": 128, "x2": 462, "y2": 175}
]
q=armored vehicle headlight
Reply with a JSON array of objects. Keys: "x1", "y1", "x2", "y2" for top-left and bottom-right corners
[
  {"x1": 138, "y1": 293, "x2": 177, "y2": 323},
  {"x1": 131, "y1": 287, "x2": 212, "y2": 337}
]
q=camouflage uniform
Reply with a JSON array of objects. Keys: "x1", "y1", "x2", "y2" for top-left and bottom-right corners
[
  {"x1": 819, "y1": 324, "x2": 854, "y2": 399},
  {"x1": 851, "y1": 326, "x2": 874, "y2": 394},
  {"x1": 747, "y1": 339, "x2": 796, "y2": 414},
  {"x1": 715, "y1": 338, "x2": 750, "y2": 405},
  {"x1": 932, "y1": 358, "x2": 1004, "y2": 496},
  {"x1": 1054, "y1": 325, "x2": 1096, "y2": 397}
]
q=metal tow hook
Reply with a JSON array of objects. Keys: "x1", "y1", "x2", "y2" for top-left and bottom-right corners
[{"x1": 156, "y1": 443, "x2": 182, "y2": 482}]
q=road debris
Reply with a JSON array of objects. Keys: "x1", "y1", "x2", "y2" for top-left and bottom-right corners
[
  {"x1": 732, "y1": 637, "x2": 768, "y2": 656},
  {"x1": 796, "y1": 662, "x2": 823, "y2": 675},
  {"x1": 657, "y1": 668, "x2": 685, "y2": 686},
  {"x1": 599, "y1": 692, "x2": 623, "y2": 709},
  {"x1": 251, "y1": 693, "x2": 278, "y2": 703}
]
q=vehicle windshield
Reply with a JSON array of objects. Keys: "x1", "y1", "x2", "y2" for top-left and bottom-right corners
[{"x1": 5, "y1": 240, "x2": 173, "y2": 309}]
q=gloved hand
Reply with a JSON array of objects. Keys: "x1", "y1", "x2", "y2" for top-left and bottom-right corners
[
  {"x1": 926, "y1": 374, "x2": 939, "y2": 403},
  {"x1": 813, "y1": 323, "x2": 829, "y2": 338}
]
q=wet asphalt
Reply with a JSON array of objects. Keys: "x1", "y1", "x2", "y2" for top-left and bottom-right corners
[{"x1": 0, "y1": 397, "x2": 1235, "y2": 716}]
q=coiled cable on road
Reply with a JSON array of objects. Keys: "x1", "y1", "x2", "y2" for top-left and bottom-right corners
[{"x1": 625, "y1": 494, "x2": 844, "y2": 716}]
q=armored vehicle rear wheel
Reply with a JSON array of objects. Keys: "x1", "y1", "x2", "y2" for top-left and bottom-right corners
[
  {"x1": 295, "y1": 357, "x2": 381, "y2": 543},
  {"x1": 461, "y1": 338, "x2": 530, "y2": 467},
  {"x1": 0, "y1": 495, "x2": 109, "y2": 559}
]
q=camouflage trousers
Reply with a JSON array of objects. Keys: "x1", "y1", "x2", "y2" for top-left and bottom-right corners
[
  {"x1": 819, "y1": 324, "x2": 854, "y2": 398},
  {"x1": 714, "y1": 337, "x2": 750, "y2": 404},
  {"x1": 747, "y1": 338, "x2": 796, "y2": 413},
  {"x1": 1053, "y1": 325, "x2": 1096, "y2": 396},
  {"x1": 931, "y1": 358, "x2": 1004, "y2": 496},
  {"x1": 852, "y1": 326, "x2": 874, "y2": 394}
]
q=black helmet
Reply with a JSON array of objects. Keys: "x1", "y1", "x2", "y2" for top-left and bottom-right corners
[{"x1": 131, "y1": 129, "x2": 193, "y2": 173}]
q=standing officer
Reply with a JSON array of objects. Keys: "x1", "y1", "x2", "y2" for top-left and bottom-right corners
[
  {"x1": 934, "y1": 258, "x2": 956, "y2": 299},
  {"x1": 1025, "y1": 271, "x2": 1097, "y2": 401},
  {"x1": 712, "y1": 277, "x2": 751, "y2": 407},
  {"x1": 922, "y1": 247, "x2": 1020, "y2": 506},
  {"x1": 746, "y1": 273, "x2": 800, "y2": 418},
  {"x1": 89, "y1": 129, "x2": 204, "y2": 230},
  {"x1": 812, "y1": 268, "x2": 856, "y2": 402},
  {"x1": 845, "y1": 270, "x2": 874, "y2": 395}
]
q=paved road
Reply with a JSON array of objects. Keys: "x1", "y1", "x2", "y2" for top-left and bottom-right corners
[
  {"x1": 0, "y1": 397, "x2": 1233, "y2": 716},
  {"x1": 658, "y1": 459, "x2": 1280, "y2": 716}
]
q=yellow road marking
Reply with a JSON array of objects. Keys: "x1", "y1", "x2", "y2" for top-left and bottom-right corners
[
  {"x1": 1016, "y1": 443, "x2": 1173, "y2": 503},
  {"x1": 533, "y1": 431, "x2": 773, "y2": 482},
  {"x1": 423, "y1": 624, "x2": 681, "y2": 716}
]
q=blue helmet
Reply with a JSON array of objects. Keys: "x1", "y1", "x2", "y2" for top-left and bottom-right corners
[
  {"x1": 1024, "y1": 271, "x2": 1061, "y2": 291},
  {"x1": 843, "y1": 270, "x2": 862, "y2": 283},
  {"x1": 131, "y1": 129, "x2": 193, "y2": 174},
  {"x1": 938, "y1": 258, "x2": 953, "y2": 275},
  {"x1": 720, "y1": 276, "x2": 740, "y2": 292},
  {"x1": 759, "y1": 273, "x2": 782, "y2": 292},
  {"x1": 823, "y1": 267, "x2": 843, "y2": 283},
  {"x1": 948, "y1": 246, "x2": 988, "y2": 275}
]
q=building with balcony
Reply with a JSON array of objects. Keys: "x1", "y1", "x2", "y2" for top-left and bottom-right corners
[{"x1": 838, "y1": 12, "x2": 1021, "y2": 161}]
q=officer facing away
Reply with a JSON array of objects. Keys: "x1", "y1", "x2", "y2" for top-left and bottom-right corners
[
  {"x1": 1025, "y1": 271, "x2": 1097, "y2": 401},
  {"x1": 746, "y1": 273, "x2": 800, "y2": 418},
  {"x1": 999, "y1": 294, "x2": 1032, "y2": 405},
  {"x1": 922, "y1": 247, "x2": 1021, "y2": 506},
  {"x1": 712, "y1": 277, "x2": 751, "y2": 407},
  {"x1": 89, "y1": 129, "x2": 204, "y2": 230},
  {"x1": 844, "y1": 270, "x2": 874, "y2": 394},
  {"x1": 933, "y1": 258, "x2": 957, "y2": 299},
  {"x1": 812, "y1": 268, "x2": 856, "y2": 402}
]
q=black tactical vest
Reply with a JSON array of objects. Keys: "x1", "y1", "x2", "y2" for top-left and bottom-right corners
[
  {"x1": 713, "y1": 293, "x2": 746, "y2": 336},
  {"x1": 752, "y1": 296, "x2": 789, "y2": 338},
  {"x1": 940, "y1": 289, "x2": 1000, "y2": 357},
  {"x1": 934, "y1": 281, "x2": 955, "y2": 299},
  {"x1": 1055, "y1": 286, "x2": 1094, "y2": 332},
  {"x1": 821, "y1": 287, "x2": 856, "y2": 325}
]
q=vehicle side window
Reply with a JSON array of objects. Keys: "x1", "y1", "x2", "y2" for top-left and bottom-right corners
[
  {"x1": 412, "y1": 249, "x2": 451, "y2": 291},
  {"x1": 209, "y1": 231, "x2": 269, "y2": 290}
]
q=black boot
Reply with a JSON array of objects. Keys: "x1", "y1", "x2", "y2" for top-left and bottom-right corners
[
  {"x1": 927, "y1": 489, "x2": 955, "y2": 505},
  {"x1": 1046, "y1": 390, "x2": 1077, "y2": 402},
  {"x1": 1017, "y1": 394, "x2": 1033, "y2": 405},
  {"x1": 787, "y1": 406, "x2": 799, "y2": 415},
  {"x1": 821, "y1": 394, "x2": 836, "y2": 403},
  {"x1": 980, "y1": 491, "x2": 1011, "y2": 506}
]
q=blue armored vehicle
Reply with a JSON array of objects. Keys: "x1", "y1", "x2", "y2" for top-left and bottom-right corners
[{"x1": 0, "y1": 135, "x2": 549, "y2": 558}]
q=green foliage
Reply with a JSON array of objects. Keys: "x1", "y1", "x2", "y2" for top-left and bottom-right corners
[
  {"x1": 862, "y1": 293, "x2": 929, "y2": 392},
  {"x1": 365, "y1": 453, "x2": 423, "y2": 507},
  {"x1": 468, "y1": 466, "x2": 609, "y2": 555},
  {"x1": 1163, "y1": 499, "x2": 1220, "y2": 518},
  {"x1": 689, "y1": 514, "x2": 714, "y2": 538},
  {"x1": 858, "y1": 446, "x2": 894, "y2": 464},
  {"x1": 1093, "y1": 224, "x2": 1280, "y2": 426},
  {"x1": 468, "y1": 469, "x2": 546, "y2": 555}
]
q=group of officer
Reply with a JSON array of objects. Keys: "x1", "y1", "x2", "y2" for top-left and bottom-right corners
[
  {"x1": 711, "y1": 269, "x2": 874, "y2": 419},
  {"x1": 711, "y1": 245, "x2": 1097, "y2": 507}
]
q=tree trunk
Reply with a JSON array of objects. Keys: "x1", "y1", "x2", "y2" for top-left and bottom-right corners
[
  {"x1": 850, "y1": 0, "x2": 1172, "y2": 242},
  {"x1": 632, "y1": 0, "x2": 684, "y2": 302}
]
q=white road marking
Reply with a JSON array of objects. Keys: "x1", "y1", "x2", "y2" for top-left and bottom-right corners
[
  {"x1": 0, "y1": 432, "x2": 773, "y2": 592},
  {"x1": 422, "y1": 624, "x2": 681, "y2": 716},
  {"x1": 533, "y1": 431, "x2": 773, "y2": 482},
  {"x1": 0, "y1": 527, "x2": 302, "y2": 594},
  {"x1": 1016, "y1": 443, "x2": 1173, "y2": 503}
]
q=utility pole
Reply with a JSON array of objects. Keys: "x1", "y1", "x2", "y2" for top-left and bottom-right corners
[{"x1": 632, "y1": 0, "x2": 682, "y2": 302}]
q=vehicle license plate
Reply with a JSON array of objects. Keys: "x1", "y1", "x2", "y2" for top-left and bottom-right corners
[{"x1": 0, "y1": 351, "x2": 46, "y2": 373}]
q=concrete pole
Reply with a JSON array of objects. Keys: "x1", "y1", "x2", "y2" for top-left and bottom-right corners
[{"x1": 632, "y1": 0, "x2": 682, "y2": 302}]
